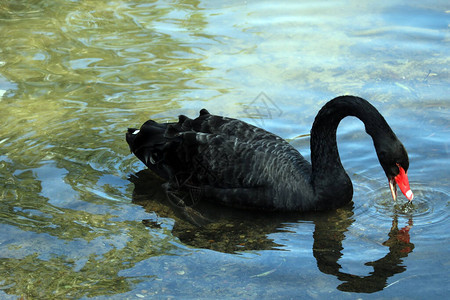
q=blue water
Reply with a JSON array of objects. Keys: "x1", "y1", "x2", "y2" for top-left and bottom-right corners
[{"x1": 0, "y1": 0, "x2": 448, "y2": 299}]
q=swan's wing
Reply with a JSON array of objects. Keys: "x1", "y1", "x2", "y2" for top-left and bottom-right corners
[
  {"x1": 190, "y1": 109, "x2": 281, "y2": 143},
  {"x1": 126, "y1": 109, "x2": 312, "y2": 209},
  {"x1": 164, "y1": 110, "x2": 307, "y2": 185}
]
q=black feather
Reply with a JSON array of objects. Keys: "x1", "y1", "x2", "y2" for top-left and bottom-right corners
[{"x1": 126, "y1": 97, "x2": 411, "y2": 211}]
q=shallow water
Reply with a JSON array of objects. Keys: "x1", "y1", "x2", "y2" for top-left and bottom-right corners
[{"x1": 0, "y1": 0, "x2": 449, "y2": 299}]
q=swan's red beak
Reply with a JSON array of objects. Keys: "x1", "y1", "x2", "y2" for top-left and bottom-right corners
[{"x1": 389, "y1": 164, "x2": 413, "y2": 202}]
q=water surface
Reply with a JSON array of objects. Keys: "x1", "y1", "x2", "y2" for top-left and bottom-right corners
[{"x1": 0, "y1": 0, "x2": 448, "y2": 299}]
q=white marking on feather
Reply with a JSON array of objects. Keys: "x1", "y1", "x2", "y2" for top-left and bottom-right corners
[
  {"x1": 132, "y1": 129, "x2": 140, "y2": 135},
  {"x1": 196, "y1": 132, "x2": 209, "y2": 143}
]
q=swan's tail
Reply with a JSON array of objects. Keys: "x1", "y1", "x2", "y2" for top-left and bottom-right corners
[{"x1": 126, "y1": 120, "x2": 181, "y2": 179}]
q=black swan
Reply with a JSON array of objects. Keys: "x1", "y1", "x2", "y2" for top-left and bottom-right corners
[{"x1": 126, "y1": 96, "x2": 413, "y2": 211}]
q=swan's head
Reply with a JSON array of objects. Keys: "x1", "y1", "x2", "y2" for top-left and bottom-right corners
[{"x1": 376, "y1": 140, "x2": 413, "y2": 202}]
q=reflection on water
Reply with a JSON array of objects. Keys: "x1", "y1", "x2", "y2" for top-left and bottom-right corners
[
  {"x1": 0, "y1": 0, "x2": 448, "y2": 298},
  {"x1": 132, "y1": 170, "x2": 415, "y2": 293},
  {"x1": 313, "y1": 211, "x2": 414, "y2": 293}
]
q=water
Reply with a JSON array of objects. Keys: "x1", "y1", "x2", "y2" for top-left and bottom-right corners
[{"x1": 0, "y1": 0, "x2": 448, "y2": 298}]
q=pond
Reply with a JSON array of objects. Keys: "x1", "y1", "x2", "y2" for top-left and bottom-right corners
[{"x1": 0, "y1": 0, "x2": 448, "y2": 299}]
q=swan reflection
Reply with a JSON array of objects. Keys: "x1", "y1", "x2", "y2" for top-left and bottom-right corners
[
  {"x1": 130, "y1": 170, "x2": 415, "y2": 293},
  {"x1": 312, "y1": 211, "x2": 414, "y2": 293}
]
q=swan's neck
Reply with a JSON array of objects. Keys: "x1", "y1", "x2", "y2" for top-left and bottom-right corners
[{"x1": 309, "y1": 96, "x2": 395, "y2": 208}]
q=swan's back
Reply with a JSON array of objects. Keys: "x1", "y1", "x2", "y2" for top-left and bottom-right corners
[{"x1": 126, "y1": 109, "x2": 314, "y2": 210}]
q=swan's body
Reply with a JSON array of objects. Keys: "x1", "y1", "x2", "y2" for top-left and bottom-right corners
[{"x1": 126, "y1": 96, "x2": 413, "y2": 211}]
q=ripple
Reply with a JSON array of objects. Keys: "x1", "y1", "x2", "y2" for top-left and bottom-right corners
[{"x1": 358, "y1": 184, "x2": 449, "y2": 227}]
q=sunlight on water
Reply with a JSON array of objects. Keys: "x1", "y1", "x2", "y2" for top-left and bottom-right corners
[{"x1": 0, "y1": 0, "x2": 448, "y2": 298}]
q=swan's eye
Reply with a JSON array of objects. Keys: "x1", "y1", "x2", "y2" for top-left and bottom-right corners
[
  {"x1": 389, "y1": 165, "x2": 399, "y2": 177},
  {"x1": 395, "y1": 163, "x2": 402, "y2": 174}
]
